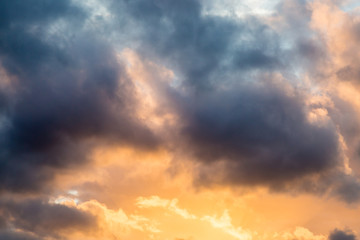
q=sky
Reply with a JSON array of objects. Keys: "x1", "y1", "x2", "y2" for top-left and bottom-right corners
[{"x1": 0, "y1": 0, "x2": 360, "y2": 239}]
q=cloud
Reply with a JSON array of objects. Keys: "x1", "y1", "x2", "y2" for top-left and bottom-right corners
[
  {"x1": 100, "y1": 0, "x2": 360, "y2": 203},
  {"x1": 1, "y1": 0, "x2": 360, "y2": 238},
  {"x1": 135, "y1": 196, "x2": 253, "y2": 240},
  {"x1": 136, "y1": 196, "x2": 196, "y2": 220},
  {"x1": 0, "y1": 197, "x2": 96, "y2": 239},
  {"x1": 179, "y1": 80, "x2": 341, "y2": 187},
  {"x1": 112, "y1": 0, "x2": 360, "y2": 203},
  {"x1": 1, "y1": 0, "x2": 356, "y2": 202},
  {"x1": 280, "y1": 227, "x2": 326, "y2": 240},
  {"x1": 329, "y1": 229, "x2": 357, "y2": 240},
  {"x1": 0, "y1": 230, "x2": 40, "y2": 240},
  {"x1": 0, "y1": 0, "x2": 160, "y2": 193},
  {"x1": 0, "y1": 0, "x2": 85, "y2": 72},
  {"x1": 77, "y1": 199, "x2": 161, "y2": 236},
  {"x1": 108, "y1": 0, "x2": 290, "y2": 91},
  {"x1": 201, "y1": 210, "x2": 252, "y2": 240}
]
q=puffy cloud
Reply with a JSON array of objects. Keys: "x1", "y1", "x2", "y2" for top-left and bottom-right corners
[
  {"x1": 329, "y1": 229, "x2": 357, "y2": 240},
  {"x1": 179, "y1": 79, "x2": 341, "y2": 187},
  {"x1": 1, "y1": 0, "x2": 360, "y2": 238},
  {"x1": 99, "y1": 0, "x2": 360, "y2": 203},
  {"x1": 0, "y1": 0, "x2": 159, "y2": 193},
  {"x1": 2, "y1": 0, "x2": 356, "y2": 201},
  {"x1": 0, "y1": 197, "x2": 96, "y2": 239}
]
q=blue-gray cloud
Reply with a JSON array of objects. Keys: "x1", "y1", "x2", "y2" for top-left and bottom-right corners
[
  {"x1": 329, "y1": 229, "x2": 357, "y2": 240},
  {"x1": 0, "y1": 3, "x2": 360, "y2": 239}
]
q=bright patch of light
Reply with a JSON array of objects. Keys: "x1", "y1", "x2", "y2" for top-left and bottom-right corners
[
  {"x1": 50, "y1": 193, "x2": 80, "y2": 206},
  {"x1": 68, "y1": 189, "x2": 79, "y2": 196},
  {"x1": 201, "y1": 0, "x2": 281, "y2": 18}
]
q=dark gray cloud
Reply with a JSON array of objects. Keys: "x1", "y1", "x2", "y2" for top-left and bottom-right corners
[
  {"x1": 178, "y1": 81, "x2": 341, "y2": 188},
  {"x1": 0, "y1": 0, "x2": 351, "y2": 201},
  {"x1": 0, "y1": 0, "x2": 360, "y2": 239},
  {"x1": 1, "y1": 2, "x2": 360, "y2": 239},
  {"x1": 332, "y1": 175, "x2": 360, "y2": 203},
  {"x1": 105, "y1": 0, "x2": 360, "y2": 202},
  {"x1": 0, "y1": 0, "x2": 85, "y2": 73},
  {"x1": 0, "y1": 0, "x2": 357, "y2": 204},
  {"x1": 0, "y1": 197, "x2": 96, "y2": 239},
  {"x1": 0, "y1": 231, "x2": 40, "y2": 240},
  {"x1": 108, "y1": 0, "x2": 288, "y2": 91},
  {"x1": 0, "y1": 0, "x2": 159, "y2": 193},
  {"x1": 329, "y1": 229, "x2": 357, "y2": 240}
]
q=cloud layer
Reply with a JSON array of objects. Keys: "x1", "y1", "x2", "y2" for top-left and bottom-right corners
[{"x1": 1, "y1": 0, "x2": 360, "y2": 239}]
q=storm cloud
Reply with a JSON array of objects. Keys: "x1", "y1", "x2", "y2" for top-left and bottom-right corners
[
  {"x1": 0, "y1": 197, "x2": 96, "y2": 239},
  {"x1": 0, "y1": 0, "x2": 359, "y2": 200},
  {"x1": 105, "y1": 0, "x2": 360, "y2": 201},
  {"x1": 0, "y1": 231, "x2": 40, "y2": 240},
  {"x1": 0, "y1": 0, "x2": 159, "y2": 193},
  {"x1": 180, "y1": 82, "x2": 341, "y2": 187},
  {"x1": 1, "y1": 0, "x2": 360, "y2": 238}
]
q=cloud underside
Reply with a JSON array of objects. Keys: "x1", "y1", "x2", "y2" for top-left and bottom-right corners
[{"x1": 1, "y1": 0, "x2": 360, "y2": 239}]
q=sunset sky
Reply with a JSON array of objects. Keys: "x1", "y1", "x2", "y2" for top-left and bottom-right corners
[{"x1": 1, "y1": 0, "x2": 360, "y2": 239}]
